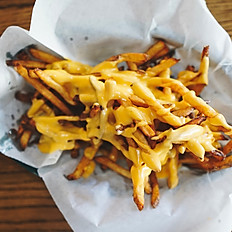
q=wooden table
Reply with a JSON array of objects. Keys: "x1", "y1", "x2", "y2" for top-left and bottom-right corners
[{"x1": 0, "y1": 0, "x2": 232, "y2": 231}]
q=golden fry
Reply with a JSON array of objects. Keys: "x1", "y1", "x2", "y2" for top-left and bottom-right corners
[
  {"x1": 145, "y1": 40, "x2": 167, "y2": 59},
  {"x1": 6, "y1": 60, "x2": 47, "y2": 69},
  {"x1": 147, "y1": 58, "x2": 179, "y2": 76},
  {"x1": 139, "y1": 124, "x2": 156, "y2": 137},
  {"x1": 136, "y1": 40, "x2": 169, "y2": 66},
  {"x1": 129, "y1": 94, "x2": 149, "y2": 108},
  {"x1": 66, "y1": 156, "x2": 91, "y2": 180},
  {"x1": 95, "y1": 156, "x2": 131, "y2": 179},
  {"x1": 172, "y1": 106, "x2": 194, "y2": 117},
  {"x1": 9, "y1": 41, "x2": 232, "y2": 211},
  {"x1": 183, "y1": 115, "x2": 206, "y2": 126},
  {"x1": 20, "y1": 130, "x2": 32, "y2": 150},
  {"x1": 187, "y1": 83, "x2": 206, "y2": 96},
  {"x1": 144, "y1": 175, "x2": 152, "y2": 194},
  {"x1": 223, "y1": 140, "x2": 232, "y2": 155},
  {"x1": 126, "y1": 137, "x2": 138, "y2": 148},
  {"x1": 180, "y1": 152, "x2": 232, "y2": 172},
  {"x1": 34, "y1": 69, "x2": 76, "y2": 105},
  {"x1": 82, "y1": 160, "x2": 96, "y2": 178},
  {"x1": 29, "y1": 48, "x2": 62, "y2": 63},
  {"x1": 15, "y1": 91, "x2": 33, "y2": 103},
  {"x1": 14, "y1": 65, "x2": 72, "y2": 115},
  {"x1": 153, "y1": 46, "x2": 170, "y2": 59},
  {"x1": 127, "y1": 61, "x2": 138, "y2": 71},
  {"x1": 167, "y1": 152, "x2": 179, "y2": 189},
  {"x1": 150, "y1": 171, "x2": 160, "y2": 208},
  {"x1": 107, "y1": 53, "x2": 148, "y2": 64},
  {"x1": 70, "y1": 142, "x2": 80, "y2": 158},
  {"x1": 108, "y1": 146, "x2": 119, "y2": 162}
]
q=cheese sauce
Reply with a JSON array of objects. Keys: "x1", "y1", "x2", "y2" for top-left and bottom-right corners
[{"x1": 26, "y1": 54, "x2": 232, "y2": 185}]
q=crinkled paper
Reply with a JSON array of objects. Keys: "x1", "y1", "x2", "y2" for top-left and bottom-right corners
[{"x1": 1, "y1": 0, "x2": 232, "y2": 231}]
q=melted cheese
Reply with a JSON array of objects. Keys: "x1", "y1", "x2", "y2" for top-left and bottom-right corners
[{"x1": 26, "y1": 56, "x2": 232, "y2": 184}]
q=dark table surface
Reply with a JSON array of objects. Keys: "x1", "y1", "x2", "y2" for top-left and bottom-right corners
[{"x1": 0, "y1": 0, "x2": 232, "y2": 231}]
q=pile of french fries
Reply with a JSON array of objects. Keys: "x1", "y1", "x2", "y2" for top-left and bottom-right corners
[{"x1": 7, "y1": 41, "x2": 232, "y2": 210}]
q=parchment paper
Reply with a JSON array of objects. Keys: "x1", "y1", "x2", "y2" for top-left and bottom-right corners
[{"x1": 1, "y1": 0, "x2": 232, "y2": 231}]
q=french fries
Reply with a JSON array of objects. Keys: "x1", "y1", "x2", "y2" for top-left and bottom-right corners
[
  {"x1": 7, "y1": 41, "x2": 232, "y2": 211},
  {"x1": 95, "y1": 156, "x2": 131, "y2": 179},
  {"x1": 150, "y1": 171, "x2": 160, "y2": 208}
]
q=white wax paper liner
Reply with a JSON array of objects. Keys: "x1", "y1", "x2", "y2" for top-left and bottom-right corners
[{"x1": 1, "y1": 0, "x2": 232, "y2": 231}]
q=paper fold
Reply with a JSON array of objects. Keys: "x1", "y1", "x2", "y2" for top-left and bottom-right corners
[
  {"x1": 1, "y1": 0, "x2": 232, "y2": 231},
  {"x1": 0, "y1": 26, "x2": 62, "y2": 168}
]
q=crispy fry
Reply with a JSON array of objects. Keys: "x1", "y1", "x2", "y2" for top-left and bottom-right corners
[
  {"x1": 14, "y1": 48, "x2": 31, "y2": 60},
  {"x1": 213, "y1": 132, "x2": 228, "y2": 141},
  {"x1": 187, "y1": 83, "x2": 206, "y2": 96},
  {"x1": 14, "y1": 65, "x2": 72, "y2": 115},
  {"x1": 150, "y1": 171, "x2": 160, "y2": 208},
  {"x1": 153, "y1": 46, "x2": 170, "y2": 59},
  {"x1": 66, "y1": 155, "x2": 91, "y2": 180},
  {"x1": 20, "y1": 130, "x2": 32, "y2": 150},
  {"x1": 136, "y1": 40, "x2": 169, "y2": 66},
  {"x1": 167, "y1": 151, "x2": 179, "y2": 189},
  {"x1": 9, "y1": 42, "x2": 232, "y2": 211},
  {"x1": 126, "y1": 137, "x2": 138, "y2": 148},
  {"x1": 29, "y1": 48, "x2": 62, "y2": 63},
  {"x1": 186, "y1": 65, "x2": 196, "y2": 72},
  {"x1": 207, "y1": 149, "x2": 225, "y2": 161},
  {"x1": 180, "y1": 152, "x2": 232, "y2": 172},
  {"x1": 144, "y1": 175, "x2": 152, "y2": 194},
  {"x1": 107, "y1": 53, "x2": 149, "y2": 64},
  {"x1": 82, "y1": 160, "x2": 96, "y2": 178},
  {"x1": 201, "y1": 45, "x2": 209, "y2": 59},
  {"x1": 146, "y1": 40, "x2": 167, "y2": 58},
  {"x1": 172, "y1": 106, "x2": 194, "y2": 117},
  {"x1": 70, "y1": 142, "x2": 80, "y2": 158},
  {"x1": 34, "y1": 68, "x2": 76, "y2": 105},
  {"x1": 95, "y1": 156, "x2": 131, "y2": 179},
  {"x1": 16, "y1": 124, "x2": 24, "y2": 139},
  {"x1": 6, "y1": 60, "x2": 47, "y2": 69},
  {"x1": 99, "y1": 146, "x2": 120, "y2": 170},
  {"x1": 147, "y1": 58, "x2": 179, "y2": 76},
  {"x1": 223, "y1": 140, "x2": 232, "y2": 155},
  {"x1": 108, "y1": 146, "x2": 119, "y2": 162},
  {"x1": 129, "y1": 94, "x2": 149, "y2": 108},
  {"x1": 139, "y1": 124, "x2": 156, "y2": 137},
  {"x1": 28, "y1": 69, "x2": 40, "y2": 78},
  {"x1": 183, "y1": 115, "x2": 206, "y2": 126},
  {"x1": 120, "y1": 53, "x2": 149, "y2": 63},
  {"x1": 131, "y1": 165, "x2": 145, "y2": 210},
  {"x1": 133, "y1": 129, "x2": 149, "y2": 146},
  {"x1": 15, "y1": 91, "x2": 33, "y2": 103},
  {"x1": 127, "y1": 61, "x2": 138, "y2": 71}
]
